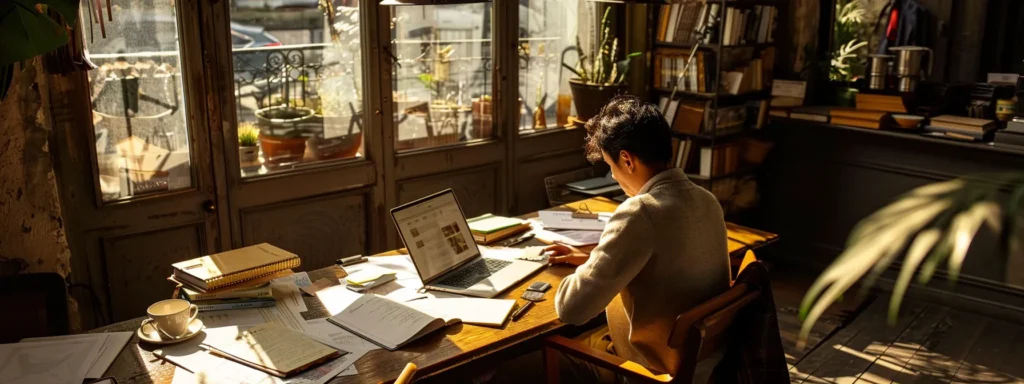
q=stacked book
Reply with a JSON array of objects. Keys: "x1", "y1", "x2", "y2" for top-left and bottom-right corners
[
  {"x1": 170, "y1": 243, "x2": 300, "y2": 311},
  {"x1": 467, "y1": 214, "x2": 531, "y2": 244},
  {"x1": 653, "y1": 49, "x2": 717, "y2": 92},
  {"x1": 925, "y1": 115, "x2": 997, "y2": 141},
  {"x1": 830, "y1": 109, "x2": 889, "y2": 130},
  {"x1": 995, "y1": 119, "x2": 1024, "y2": 147}
]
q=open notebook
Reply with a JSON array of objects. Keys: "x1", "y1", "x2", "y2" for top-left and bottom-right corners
[
  {"x1": 326, "y1": 295, "x2": 515, "y2": 351},
  {"x1": 201, "y1": 323, "x2": 341, "y2": 377}
]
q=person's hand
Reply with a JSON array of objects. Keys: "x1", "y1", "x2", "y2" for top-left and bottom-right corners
[{"x1": 545, "y1": 244, "x2": 589, "y2": 267}]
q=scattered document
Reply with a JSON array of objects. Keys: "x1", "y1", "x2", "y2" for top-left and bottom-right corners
[
  {"x1": 327, "y1": 294, "x2": 454, "y2": 351},
  {"x1": 21, "y1": 332, "x2": 132, "y2": 378},
  {"x1": 407, "y1": 298, "x2": 516, "y2": 327},
  {"x1": 159, "y1": 336, "x2": 365, "y2": 384},
  {"x1": 537, "y1": 210, "x2": 608, "y2": 231},
  {"x1": 273, "y1": 271, "x2": 313, "y2": 288},
  {"x1": 304, "y1": 319, "x2": 381, "y2": 352},
  {"x1": 201, "y1": 324, "x2": 340, "y2": 377},
  {"x1": 530, "y1": 219, "x2": 603, "y2": 246},
  {"x1": 0, "y1": 338, "x2": 103, "y2": 384}
]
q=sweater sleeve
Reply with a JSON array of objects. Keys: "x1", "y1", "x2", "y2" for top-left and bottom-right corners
[{"x1": 554, "y1": 197, "x2": 655, "y2": 325}]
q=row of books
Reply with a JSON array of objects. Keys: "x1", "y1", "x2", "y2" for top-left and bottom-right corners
[
  {"x1": 169, "y1": 243, "x2": 301, "y2": 311},
  {"x1": 722, "y1": 49, "x2": 773, "y2": 95},
  {"x1": 774, "y1": 106, "x2": 1000, "y2": 140},
  {"x1": 721, "y1": 6, "x2": 778, "y2": 46},
  {"x1": 653, "y1": 49, "x2": 718, "y2": 92},
  {"x1": 669, "y1": 139, "x2": 744, "y2": 178},
  {"x1": 656, "y1": 3, "x2": 777, "y2": 46},
  {"x1": 659, "y1": 97, "x2": 769, "y2": 135},
  {"x1": 657, "y1": 2, "x2": 720, "y2": 45}
]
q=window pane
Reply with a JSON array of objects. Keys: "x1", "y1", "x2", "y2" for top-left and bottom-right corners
[
  {"x1": 391, "y1": 3, "x2": 493, "y2": 151},
  {"x1": 85, "y1": 0, "x2": 193, "y2": 201},
  {"x1": 518, "y1": 0, "x2": 595, "y2": 133},
  {"x1": 231, "y1": 0, "x2": 365, "y2": 178}
]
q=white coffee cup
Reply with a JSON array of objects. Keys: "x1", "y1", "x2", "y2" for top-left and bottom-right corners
[{"x1": 141, "y1": 299, "x2": 198, "y2": 339}]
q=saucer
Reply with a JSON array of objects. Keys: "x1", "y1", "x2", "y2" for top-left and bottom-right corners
[{"x1": 137, "y1": 318, "x2": 204, "y2": 345}]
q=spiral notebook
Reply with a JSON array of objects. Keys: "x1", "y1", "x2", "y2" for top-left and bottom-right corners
[{"x1": 171, "y1": 243, "x2": 300, "y2": 291}]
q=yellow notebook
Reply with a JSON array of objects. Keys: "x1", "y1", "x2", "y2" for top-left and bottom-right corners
[{"x1": 172, "y1": 243, "x2": 300, "y2": 291}]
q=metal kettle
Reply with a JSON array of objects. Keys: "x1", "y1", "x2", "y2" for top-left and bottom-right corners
[{"x1": 889, "y1": 46, "x2": 933, "y2": 92}]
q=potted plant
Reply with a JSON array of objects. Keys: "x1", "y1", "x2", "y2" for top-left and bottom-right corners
[
  {"x1": 238, "y1": 122, "x2": 260, "y2": 166},
  {"x1": 829, "y1": 0, "x2": 868, "y2": 106},
  {"x1": 562, "y1": 8, "x2": 642, "y2": 122},
  {"x1": 258, "y1": 128, "x2": 307, "y2": 165},
  {"x1": 798, "y1": 173, "x2": 1024, "y2": 345}
]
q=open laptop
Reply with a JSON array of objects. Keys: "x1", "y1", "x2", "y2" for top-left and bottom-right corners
[{"x1": 391, "y1": 189, "x2": 544, "y2": 298}]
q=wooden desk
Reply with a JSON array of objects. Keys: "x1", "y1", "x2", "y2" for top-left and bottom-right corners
[{"x1": 94, "y1": 197, "x2": 776, "y2": 384}]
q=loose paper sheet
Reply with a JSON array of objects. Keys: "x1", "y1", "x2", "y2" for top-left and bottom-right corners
[
  {"x1": 160, "y1": 337, "x2": 365, "y2": 384},
  {"x1": 0, "y1": 338, "x2": 103, "y2": 384},
  {"x1": 537, "y1": 210, "x2": 607, "y2": 231},
  {"x1": 304, "y1": 319, "x2": 380, "y2": 352},
  {"x1": 21, "y1": 332, "x2": 132, "y2": 378}
]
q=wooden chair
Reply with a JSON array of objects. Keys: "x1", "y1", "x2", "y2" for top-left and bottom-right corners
[
  {"x1": 0, "y1": 273, "x2": 69, "y2": 343},
  {"x1": 543, "y1": 282, "x2": 761, "y2": 384}
]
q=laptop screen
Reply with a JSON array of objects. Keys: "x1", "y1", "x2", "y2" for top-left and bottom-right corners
[{"x1": 392, "y1": 190, "x2": 480, "y2": 283}]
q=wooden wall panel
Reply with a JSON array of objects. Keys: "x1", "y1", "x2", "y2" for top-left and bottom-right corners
[
  {"x1": 103, "y1": 224, "x2": 205, "y2": 322},
  {"x1": 241, "y1": 192, "x2": 369, "y2": 271},
  {"x1": 397, "y1": 166, "x2": 499, "y2": 220},
  {"x1": 515, "y1": 151, "x2": 592, "y2": 215}
]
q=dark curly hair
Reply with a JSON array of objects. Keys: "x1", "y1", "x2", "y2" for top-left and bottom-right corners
[{"x1": 583, "y1": 95, "x2": 673, "y2": 166}]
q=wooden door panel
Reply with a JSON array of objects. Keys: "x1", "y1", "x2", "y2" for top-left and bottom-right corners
[
  {"x1": 515, "y1": 150, "x2": 591, "y2": 214},
  {"x1": 103, "y1": 224, "x2": 206, "y2": 322},
  {"x1": 241, "y1": 192, "x2": 370, "y2": 271},
  {"x1": 397, "y1": 166, "x2": 500, "y2": 219}
]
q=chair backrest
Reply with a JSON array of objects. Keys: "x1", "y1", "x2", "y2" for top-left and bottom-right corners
[
  {"x1": 0, "y1": 273, "x2": 69, "y2": 343},
  {"x1": 667, "y1": 281, "x2": 761, "y2": 383}
]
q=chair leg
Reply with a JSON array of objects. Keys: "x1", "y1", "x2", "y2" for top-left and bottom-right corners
[{"x1": 543, "y1": 346, "x2": 560, "y2": 384}]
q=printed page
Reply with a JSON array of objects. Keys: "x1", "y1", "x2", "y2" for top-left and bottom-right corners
[
  {"x1": 21, "y1": 332, "x2": 132, "y2": 378},
  {"x1": 162, "y1": 339, "x2": 364, "y2": 384},
  {"x1": 201, "y1": 323, "x2": 339, "y2": 374},
  {"x1": 304, "y1": 319, "x2": 380, "y2": 352},
  {"x1": 0, "y1": 338, "x2": 103, "y2": 384},
  {"x1": 329, "y1": 294, "x2": 438, "y2": 349},
  {"x1": 407, "y1": 298, "x2": 515, "y2": 326}
]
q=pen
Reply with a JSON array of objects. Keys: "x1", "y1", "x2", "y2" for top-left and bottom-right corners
[{"x1": 511, "y1": 300, "x2": 534, "y2": 321}]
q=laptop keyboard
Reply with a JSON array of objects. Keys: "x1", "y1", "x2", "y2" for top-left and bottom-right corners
[{"x1": 436, "y1": 259, "x2": 512, "y2": 289}]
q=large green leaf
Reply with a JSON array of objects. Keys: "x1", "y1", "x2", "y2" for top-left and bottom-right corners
[{"x1": 0, "y1": 0, "x2": 80, "y2": 67}]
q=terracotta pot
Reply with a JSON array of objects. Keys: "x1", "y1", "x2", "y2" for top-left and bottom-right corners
[
  {"x1": 568, "y1": 79, "x2": 626, "y2": 123},
  {"x1": 308, "y1": 132, "x2": 363, "y2": 160},
  {"x1": 255, "y1": 106, "x2": 315, "y2": 129},
  {"x1": 259, "y1": 134, "x2": 307, "y2": 165}
]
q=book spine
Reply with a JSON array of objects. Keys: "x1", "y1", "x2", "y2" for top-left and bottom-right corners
[
  {"x1": 196, "y1": 300, "x2": 276, "y2": 311},
  {"x1": 189, "y1": 288, "x2": 272, "y2": 301}
]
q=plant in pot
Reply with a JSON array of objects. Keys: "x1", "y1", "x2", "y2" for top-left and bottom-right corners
[
  {"x1": 258, "y1": 128, "x2": 307, "y2": 166},
  {"x1": 238, "y1": 122, "x2": 260, "y2": 167},
  {"x1": 829, "y1": 0, "x2": 867, "y2": 107},
  {"x1": 561, "y1": 8, "x2": 642, "y2": 123}
]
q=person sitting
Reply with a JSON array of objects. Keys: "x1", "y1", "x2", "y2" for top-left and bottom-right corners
[{"x1": 546, "y1": 95, "x2": 731, "y2": 383}]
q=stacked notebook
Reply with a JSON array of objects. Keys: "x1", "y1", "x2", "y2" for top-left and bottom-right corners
[
  {"x1": 467, "y1": 214, "x2": 531, "y2": 244},
  {"x1": 995, "y1": 119, "x2": 1024, "y2": 147},
  {"x1": 925, "y1": 115, "x2": 997, "y2": 140},
  {"x1": 169, "y1": 243, "x2": 300, "y2": 310}
]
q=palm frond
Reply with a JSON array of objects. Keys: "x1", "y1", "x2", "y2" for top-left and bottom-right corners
[{"x1": 798, "y1": 173, "x2": 1024, "y2": 345}]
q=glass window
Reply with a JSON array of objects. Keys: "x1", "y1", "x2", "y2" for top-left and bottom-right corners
[
  {"x1": 85, "y1": 0, "x2": 193, "y2": 201},
  {"x1": 518, "y1": 0, "x2": 595, "y2": 133},
  {"x1": 391, "y1": 3, "x2": 493, "y2": 151},
  {"x1": 231, "y1": 0, "x2": 365, "y2": 177}
]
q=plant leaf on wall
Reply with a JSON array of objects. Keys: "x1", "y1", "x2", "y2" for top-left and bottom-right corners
[{"x1": 0, "y1": 0, "x2": 80, "y2": 67}]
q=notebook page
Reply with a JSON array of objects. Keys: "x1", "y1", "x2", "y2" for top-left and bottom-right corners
[
  {"x1": 201, "y1": 323, "x2": 338, "y2": 375},
  {"x1": 329, "y1": 295, "x2": 438, "y2": 349},
  {"x1": 407, "y1": 298, "x2": 515, "y2": 327}
]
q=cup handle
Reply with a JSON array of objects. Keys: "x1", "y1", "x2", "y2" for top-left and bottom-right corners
[
  {"x1": 188, "y1": 304, "x2": 199, "y2": 323},
  {"x1": 141, "y1": 319, "x2": 158, "y2": 335}
]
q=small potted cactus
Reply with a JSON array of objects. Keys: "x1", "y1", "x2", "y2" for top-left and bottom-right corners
[
  {"x1": 562, "y1": 8, "x2": 641, "y2": 122},
  {"x1": 238, "y1": 123, "x2": 260, "y2": 166}
]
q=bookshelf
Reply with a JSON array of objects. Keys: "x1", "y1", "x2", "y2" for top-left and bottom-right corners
[{"x1": 650, "y1": 0, "x2": 783, "y2": 215}]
